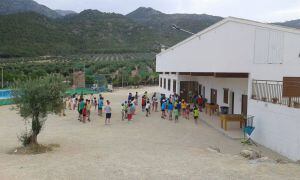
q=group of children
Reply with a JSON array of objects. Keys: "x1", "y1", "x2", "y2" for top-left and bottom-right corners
[
  {"x1": 121, "y1": 91, "x2": 152, "y2": 123},
  {"x1": 160, "y1": 94, "x2": 203, "y2": 124},
  {"x1": 77, "y1": 98, "x2": 92, "y2": 123},
  {"x1": 66, "y1": 91, "x2": 204, "y2": 125},
  {"x1": 65, "y1": 93, "x2": 113, "y2": 125}
]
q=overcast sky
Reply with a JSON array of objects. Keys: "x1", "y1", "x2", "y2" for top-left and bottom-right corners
[{"x1": 35, "y1": 0, "x2": 300, "y2": 22}]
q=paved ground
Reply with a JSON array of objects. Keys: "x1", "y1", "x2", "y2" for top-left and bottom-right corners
[{"x1": 0, "y1": 86, "x2": 300, "y2": 180}]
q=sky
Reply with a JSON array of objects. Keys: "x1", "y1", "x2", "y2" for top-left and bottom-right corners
[{"x1": 35, "y1": 0, "x2": 300, "y2": 22}]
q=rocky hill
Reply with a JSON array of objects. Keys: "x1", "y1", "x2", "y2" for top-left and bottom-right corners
[{"x1": 0, "y1": 0, "x2": 60, "y2": 18}]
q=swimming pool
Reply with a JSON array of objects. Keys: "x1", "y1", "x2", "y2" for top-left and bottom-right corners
[{"x1": 0, "y1": 89, "x2": 12, "y2": 100}]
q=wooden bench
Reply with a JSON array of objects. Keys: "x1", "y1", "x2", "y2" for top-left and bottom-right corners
[
  {"x1": 220, "y1": 114, "x2": 245, "y2": 131},
  {"x1": 205, "y1": 103, "x2": 219, "y2": 116}
]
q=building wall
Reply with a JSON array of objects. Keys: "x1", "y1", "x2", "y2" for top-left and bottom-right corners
[
  {"x1": 156, "y1": 21, "x2": 300, "y2": 81},
  {"x1": 156, "y1": 19, "x2": 300, "y2": 160},
  {"x1": 159, "y1": 73, "x2": 179, "y2": 97},
  {"x1": 248, "y1": 100, "x2": 300, "y2": 161}
]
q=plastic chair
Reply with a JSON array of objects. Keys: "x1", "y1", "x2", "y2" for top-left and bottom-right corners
[{"x1": 242, "y1": 115, "x2": 257, "y2": 146}]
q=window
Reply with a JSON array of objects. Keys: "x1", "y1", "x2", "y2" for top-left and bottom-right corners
[
  {"x1": 160, "y1": 78, "x2": 162, "y2": 87},
  {"x1": 168, "y1": 79, "x2": 171, "y2": 91},
  {"x1": 254, "y1": 28, "x2": 284, "y2": 64},
  {"x1": 223, "y1": 88, "x2": 229, "y2": 104},
  {"x1": 163, "y1": 78, "x2": 166, "y2": 89},
  {"x1": 173, "y1": 80, "x2": 176, "y2": 93}
]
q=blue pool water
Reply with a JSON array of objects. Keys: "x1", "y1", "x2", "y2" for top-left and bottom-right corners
[{"x1": 0, "y1": 90, "x2": 12, "y2": 99}]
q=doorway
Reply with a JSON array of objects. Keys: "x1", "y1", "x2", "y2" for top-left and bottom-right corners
[
  {"x1": 180, "y1": 81, "x2": 199, "y2": 103},
  {"x1": 241, "y1": 95, "x2": 248, "y2": 116},
  {"x1": 210, "y1": 89, "x2": 217, "y2": 104},
  {"x1": 229, "y1": 91, "x2": 235, "y2": 114},
  {"x1": 198, "y1": 84, "x2": 202, "y2": 96}
]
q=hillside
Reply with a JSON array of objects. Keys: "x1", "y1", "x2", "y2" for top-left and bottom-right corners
[
  {"x1": 0, "y1": 12, "x2": 77, "y2": 57},
  {"x1": 60, "y1": 10, "x2": 159, "y2": 54},
  {"x1": 275, "y1": 19, "x2": 300, "y2": 29},
  {"x1": 0, "y1": 10, "x2": 162, "y2": 57},
  {"x1": 0, "y1": 8, "x2": 223, "y2": 57},
  {"x1": 0, "y1": 0, "x2": 60, "y2": 18},
  {"x1": 127, "y1": 7, "x2": 223, "y2": 45},
  {"x1": 1, "y1": 0, "x2": 299, "y2": 57}
]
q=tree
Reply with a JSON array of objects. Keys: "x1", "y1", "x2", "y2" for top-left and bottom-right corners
[{"x1": 12, "y1": 74, "x2": 67, "y2": 146}]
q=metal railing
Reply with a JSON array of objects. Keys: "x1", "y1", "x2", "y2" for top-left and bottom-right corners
[{"x1": 252, "y1": 80, "x2": 300, "y2": 108}]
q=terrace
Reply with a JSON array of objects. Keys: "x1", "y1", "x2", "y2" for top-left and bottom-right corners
[{"x1": 251, "y1": 79, "x2": 300, "y2": 109}]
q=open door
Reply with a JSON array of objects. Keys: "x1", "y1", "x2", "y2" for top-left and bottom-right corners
[
  {"x1": 241, "y1": 95, "x2": 248, "y2": 116},
  {"x1": 210, "y1": 89, "x2": 217, "y2": 104},
  {"x1": 198, "y1": 84, "x2": 202, "y2": 96},
  {"x1": 180, "y1": 81, "x2": 199, "y2": 103}
]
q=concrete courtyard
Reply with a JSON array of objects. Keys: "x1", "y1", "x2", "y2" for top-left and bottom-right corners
[{"x1": 0, "y1": 86, "x2": 299, "y2": 180}]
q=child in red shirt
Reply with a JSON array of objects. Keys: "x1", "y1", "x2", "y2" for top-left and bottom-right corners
[{"x1": 82, "y1": 103, "x2": 87, "y2": 123}]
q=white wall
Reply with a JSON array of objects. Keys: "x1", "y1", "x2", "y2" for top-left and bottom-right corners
[
  {"x1": 156, "y1": 19, "x2": 300, "y2": 160},
  {"x1": 248, "y1": 100, "x2": 300, "y2": 161},
  {"x1": 159, "y1": 73, "x2": 179, "y2": 97},
  {"x1": 156, "y1": 20, "x2": 300, "y2": 81}
]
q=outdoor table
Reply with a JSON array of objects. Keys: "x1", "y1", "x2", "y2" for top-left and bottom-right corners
[
  {"x1": 219, "y1": 114, "x2": 244, "y2": 131},
  {"x1": 205, "y1": 103, "x2": 219, "y2": 116}
]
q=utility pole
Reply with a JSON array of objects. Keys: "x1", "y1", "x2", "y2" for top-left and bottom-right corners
[
  {"x1": 121, "y1": 74, "x2": 124, "y2": 88},
  {"x1": 1, "y1": 67, "x2": 3, "y2": 89}
]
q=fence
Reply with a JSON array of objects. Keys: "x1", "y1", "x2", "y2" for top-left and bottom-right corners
[{"x1": 252, "y1": 80, "x2": 300, "y2": 108}]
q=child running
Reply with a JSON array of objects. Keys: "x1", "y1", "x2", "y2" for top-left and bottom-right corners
[{"x1": 193, "y1": 106, "x2": 199, "y2": 124}]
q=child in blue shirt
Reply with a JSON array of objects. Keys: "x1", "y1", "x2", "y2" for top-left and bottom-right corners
[
  {"x1": 161, "y1": 100, "x2": 166, "y2": 119},
  {"x1": 168, "y1": 102, "x2": 174, "y2": 120}
]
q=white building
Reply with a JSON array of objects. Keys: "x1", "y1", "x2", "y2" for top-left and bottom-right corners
[{"x1": 156, "y1": 17, "x2": 300, "y2": 161}]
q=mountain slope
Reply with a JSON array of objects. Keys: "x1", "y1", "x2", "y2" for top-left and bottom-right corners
[
  {"x1": 0, "y1": 10, "x2": 160, "y2": 56},
  {"x1": 275, "y1": 19, "x2": 300, "y2": 29},
  {"x1": 127, "y1": 7, "x2": 223, "y2": 45},
  {"x1": 0, "y1": 12, "x2": 77, "y2": 57},
  {"x1": 59, "y1": 10, "x2": 159, "y2": 53},
  {"x1": 0, "y1": 0, "x2": 60, "y2": 18}
]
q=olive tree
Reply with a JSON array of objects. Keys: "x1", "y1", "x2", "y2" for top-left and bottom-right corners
[{"x1": 12, "y1": 74, "x2": 67, "y2": 146}]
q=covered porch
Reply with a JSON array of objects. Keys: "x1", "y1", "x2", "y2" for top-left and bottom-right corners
[
  {"x1": 159, "y1": 71, "x2": 250, "y2": 139},
  {"x1": 199, "y1": 110, "x2": 245, "y2": 139}
]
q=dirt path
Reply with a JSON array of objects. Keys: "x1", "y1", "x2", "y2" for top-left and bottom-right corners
[{"x1": 0, "y1": 86, "x2": 299, "y2": 180}]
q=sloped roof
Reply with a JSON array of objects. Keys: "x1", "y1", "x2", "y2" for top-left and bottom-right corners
[{"x1": 157, "y1": 17, "x2": 300, "y2": 56}]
